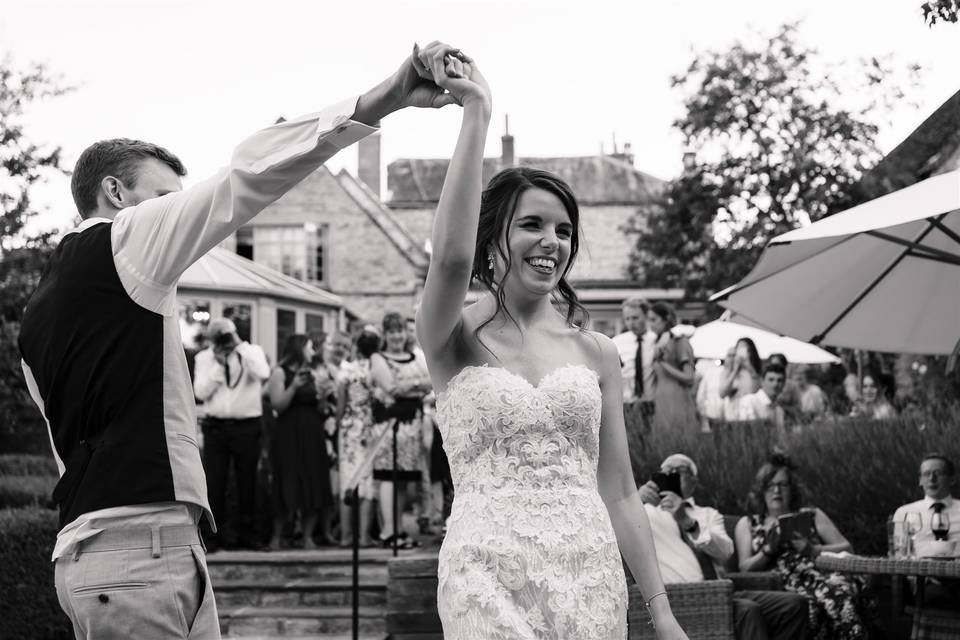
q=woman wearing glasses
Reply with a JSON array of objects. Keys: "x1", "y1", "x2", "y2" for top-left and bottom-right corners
[{"x1": 734, "y1": 454, "x2": 873, "y2": 640}]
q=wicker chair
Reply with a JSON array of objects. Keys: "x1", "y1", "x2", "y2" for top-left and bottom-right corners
[
  {"x1": 720, "y1": 514, "x2": 783, "y2": 591},
  {"x1": 627, "y1": 581, "x2": 736, "y2": 640},
  {"x1": 906, "y1": 606, "x2": 960, "y2": 640}
]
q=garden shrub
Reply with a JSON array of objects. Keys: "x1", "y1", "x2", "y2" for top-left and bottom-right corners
[
  {"x1": 0, "y1": 475, "x2": 57, "y2": 509},
  {"x1": 627, "y1": 413, "x2": 957, "y2": 556},
  {"x1": 0, "y1": 453, "x2": 58, "y2": 477},
  {"x1": 0, "y1": 506, "x2": 71, "y2": 639}
]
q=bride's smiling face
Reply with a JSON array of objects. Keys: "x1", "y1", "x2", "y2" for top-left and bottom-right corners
[{"x1": 493, "y1": 188, "x2": 573, "y2": 298}]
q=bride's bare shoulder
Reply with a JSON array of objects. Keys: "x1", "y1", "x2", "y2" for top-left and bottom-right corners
[{"x1": 572, "y1": 329, "x2": 618, "y2": 373}]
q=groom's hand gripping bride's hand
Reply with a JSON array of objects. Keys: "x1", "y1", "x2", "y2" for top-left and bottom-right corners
[
  {"x1": 416, "y1": 40, "x2": 491, "y2": 113},
  {"x1": 387, "y1": 42, "x2": 464, "y2": 110},
  {"x1": 352, "y1": 40, "x2": 469, "y2": 125}
]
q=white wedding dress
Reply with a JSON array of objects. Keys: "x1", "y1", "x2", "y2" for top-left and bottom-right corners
[{"x1": 435, "y1": 364, "x2": 628, "y2": 639}]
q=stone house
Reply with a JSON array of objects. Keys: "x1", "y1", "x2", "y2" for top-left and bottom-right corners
[{"x1": 226, "y1": 123, "x2": 683, "y2": 335}]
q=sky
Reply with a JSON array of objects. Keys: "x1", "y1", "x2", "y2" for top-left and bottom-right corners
[{"x1": 4, "y1": 0, "x2": 959, "y2": 234}]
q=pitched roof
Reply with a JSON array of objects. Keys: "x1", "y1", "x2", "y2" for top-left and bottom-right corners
[
  {"x1": 180, "y1": 247, "x2": 344, "y2": 308},
  {"x1": 387, "y1": 155, "x2": 666, "y2": 206},
  {"x1": 863, "y1": 88, "x2": 960, "y2": 195},
  {"x1": 334, "y1": 170, "x2": 430, "y2": 272}
]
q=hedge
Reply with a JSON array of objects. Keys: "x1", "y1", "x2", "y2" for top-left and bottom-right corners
[
  {"x1": 628, "y1": 413, "x2": 957, "y2": 556},
  {"x1": 0, "y1": 454, "x2": 58, "y2": 477},
  {"x1": 0, "y1": 506, "x2": 72, "y2": 639},
  {"x1": 0, "y1": 475, "x2": 57, "y2": 509}
]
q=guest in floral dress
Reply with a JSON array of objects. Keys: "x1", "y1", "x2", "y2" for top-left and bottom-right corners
[
  {"x1": 334, "y1": 330, "x2": 383, "y2": 547},
  {"x1": 370, "y1": 312, "x2": 432, "y2": 549},
  {"x1": 734, "y1": 454, "x2": 874, "y2": 639}
]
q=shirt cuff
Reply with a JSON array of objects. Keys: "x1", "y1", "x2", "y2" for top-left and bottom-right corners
[{"x1": 248, "y1": 96, "x2": 378, "y2": 175}]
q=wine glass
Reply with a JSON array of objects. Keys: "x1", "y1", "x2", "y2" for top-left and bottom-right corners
[
  {"x1": 903, "y1": 511, "x2": 923, "y2": 557},
  {"x1": 931, "y1": 510, "x2": 950, "y2": 542}
]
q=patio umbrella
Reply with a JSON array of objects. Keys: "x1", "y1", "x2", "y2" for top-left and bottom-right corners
[
  {"x1": 689, "y1": 319, "x2": 841, "y2": 364},
  {"x1": 711, "y1": 169, "x2": 960, "y2": 356}
]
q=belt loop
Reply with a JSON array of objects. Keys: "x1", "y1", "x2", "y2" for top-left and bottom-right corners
[{"x1": 151, "y1": 527, "x2": 161, "y2": 558}]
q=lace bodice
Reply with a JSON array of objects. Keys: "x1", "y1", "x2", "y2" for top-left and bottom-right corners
[
  {"x1": 436, "y1": 363, "x2": 602, "y2": 495},
  {"x1": 434, "y1": 363, "x2": 627, "y2": 639}
]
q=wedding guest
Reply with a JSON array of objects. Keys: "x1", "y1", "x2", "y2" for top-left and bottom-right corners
[
  {"x1": 738, "y1": 364, "x2": 786, "y2": 428},
  {"x1": 696, "y1": 348, "x2": 732, "y2": 431},
  {"x1": 892, "y1": 453, "x2": 959, "y2": 606},
  {"x1": 646, "y1": 302, "x2": 698, "y2": 434},
  {"x1": 720, "y1": 338, "x2": 762, "y2": 421},
  {"x1": 640, "y1": 454, "x2": 808, "y2": 640},
  {"x1": 316, "y1": 332, "x2": 353, "y2": 507},
  {"x1": 193, "y1": 318, "x2": 271, "y2": 551},
  {"x1": 266, "y1": 334, "x2": 334, "y2": 549},
  {"x1": 612, "y1": 297, "x2": 657, "y2": 419},
  {"x1": 370, "y1": 311, "x2": 432, "y2": 549},
  {"x1": 335, "y1": 330, "x2": 382, "y2": 547},
  {"x1": 735, "y1": 455, "x2": 872, "y2": 639},
  {"x1": 791, "y1": 365, "x2": 828, "y2": 421},
  {"x1": 850, "y1": 373, "x2": 897, "y2": 420}
]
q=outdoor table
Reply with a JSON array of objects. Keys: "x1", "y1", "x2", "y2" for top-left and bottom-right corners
[{"x1": 815, "y1": 553, "x2": 960, "y2": 638}]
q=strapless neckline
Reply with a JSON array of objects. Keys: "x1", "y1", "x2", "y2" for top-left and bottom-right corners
[{"x1": 438, "y1": 362, "x2": 599, "y2": 402}]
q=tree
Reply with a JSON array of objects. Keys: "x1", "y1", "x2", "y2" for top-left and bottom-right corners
[
  {"x1": 628, "y1": 23, "x2": 920, "y2": 302},
  {"x1": 0, "y1": 55, "x2": 71, "y2": 452},
  {"x1": 922, "y1": 0, "x2": 960, "y2": 26}
]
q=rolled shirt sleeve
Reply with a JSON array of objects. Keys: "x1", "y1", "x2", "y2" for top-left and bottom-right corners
[
  {"x1": 690, "y1": 506, "x2": 735, "y2": 564},
  {"x1": 193, "y1": 349, "x2": 226, "y2": 402},
  {"x1": 111, "y1": 97, "x2": 378, "y2": 315},
  {"x1": 236, "y1": 342, "x2": 271, "y2": 383}
]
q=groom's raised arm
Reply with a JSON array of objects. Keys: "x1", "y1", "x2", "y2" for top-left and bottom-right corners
[{"x1": 112, "y1": 48, "x2": 452, "y2": 316}]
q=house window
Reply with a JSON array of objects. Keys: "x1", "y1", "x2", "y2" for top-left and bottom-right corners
[
  {"x1": 178, "y1": 300, "x2": 211, "y2": 349},
  {"x1": 313, "y1": 226, "x2": 326, "y2": 284},
  {"x1": 223, "y1": 303, "x2": 252, "y2": 343},
  {"x1": 306, "y1": 313, "x2": 326, "y2": 345},
  {"x1": 251, "y1": 224, "x2": 326, "y2": 285},
  {"x1": 277, "y1": 308, "x2": 296, "y2": 353},
  {"x1": 236, "y1": 226, "x2": 253, "y2": 260}
]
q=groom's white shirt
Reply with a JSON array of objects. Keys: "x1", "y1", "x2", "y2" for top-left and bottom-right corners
[{"x1": 29, "y1": 97, "x2": 377, "y2": 561}]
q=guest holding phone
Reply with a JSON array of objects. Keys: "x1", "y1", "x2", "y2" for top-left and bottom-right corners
[
  {"x1": 735, "y1": 454, "x2": 872, "y2": 639},
  {"x1": 267, "y1": 334, "x2": 334, "y2": 550}
]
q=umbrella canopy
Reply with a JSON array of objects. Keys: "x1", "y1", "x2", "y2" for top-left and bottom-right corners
[
  {"x1": 711, "y1": 169, "x2": 960, "y2": 355},
  {"x1": 689, "y1": 320, "x2": 841, "y2": 364}
]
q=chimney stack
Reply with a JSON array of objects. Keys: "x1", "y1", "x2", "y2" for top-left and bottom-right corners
[
  {"x1": 358, "y1": 131, "x2": 381, "y2": 198},
  {"x1": 501, "y1": 114, "x2": 515, "y2": 167}
]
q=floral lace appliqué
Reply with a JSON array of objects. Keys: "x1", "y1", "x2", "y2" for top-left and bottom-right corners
[{"x1": 435, "y1": 364, "x2": 627, "y2": 639}]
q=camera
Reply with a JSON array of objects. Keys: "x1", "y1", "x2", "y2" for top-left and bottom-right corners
[{"x1": 212, "y1": 331, "x2": 235, "y2": 350}]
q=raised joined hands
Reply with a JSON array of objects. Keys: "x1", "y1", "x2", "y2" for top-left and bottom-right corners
[{"x1": 415, "y1": 41, "x2": 491, "y2": 112}]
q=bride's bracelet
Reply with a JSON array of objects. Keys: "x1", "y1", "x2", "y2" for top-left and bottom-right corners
[{"x1": 644, "y1": 589, "x2": 668, "y2": 624}]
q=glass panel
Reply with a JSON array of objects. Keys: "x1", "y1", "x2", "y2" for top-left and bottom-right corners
[
  {"x1": 276, "y1": 308, "x2": 296, "y2": 353},
  {"x1": 249, "y1": 224, "x2": 327, "y2": 285},
  {"x1": 305, "y1": 313, "x2": 325, "y2": 348},
  {"x1": 236, "y1": 226, "x2": 253, "y2": 260},
  {"x1": 223, "y1": 303, "x2": 253, "y2": 343},
  {"x1": 178, "y1": 299, "x2": 211, "y2": 350}
]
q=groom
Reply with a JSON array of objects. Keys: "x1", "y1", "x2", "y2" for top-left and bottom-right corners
[{"x1": 18, "y1": 45, "x2": 457, "y2": 639}]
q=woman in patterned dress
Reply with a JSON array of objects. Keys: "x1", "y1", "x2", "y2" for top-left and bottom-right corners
[
  {"x1": 370, "y1": 312, "x2": 432, "y2": 549},
  {"x1": 735, "y1": 454, "x2": 874, "y2": 639},
  {"x1": 334, "y1": 330, "x2": 383, "y2": 547}
]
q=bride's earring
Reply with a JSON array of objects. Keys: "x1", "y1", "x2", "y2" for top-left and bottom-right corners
[{"x1": 488, "y1": 253, "x2": 495, "y2": 272}]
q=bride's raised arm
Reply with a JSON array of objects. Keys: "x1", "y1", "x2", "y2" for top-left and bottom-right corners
[{"x1": 414, "y1": 43, "x2": 492, "y2": 384}]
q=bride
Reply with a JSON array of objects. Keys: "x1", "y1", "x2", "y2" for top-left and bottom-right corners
[{"x1": 413, "y1": 42, "x2": 688, "y2": 639}]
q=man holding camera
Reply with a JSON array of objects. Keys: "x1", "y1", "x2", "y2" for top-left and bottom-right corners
[
  {"x1": 640, "y1": 454, "x2": 808, "y2": 640},
  {"x1": 193, "y1": 318, "x2": 271, "y2": 550}
]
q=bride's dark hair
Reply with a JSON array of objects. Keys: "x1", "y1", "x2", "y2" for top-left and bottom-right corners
[{"x1": 471, "y1": 167, "x2": 589, "y2": 354}]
